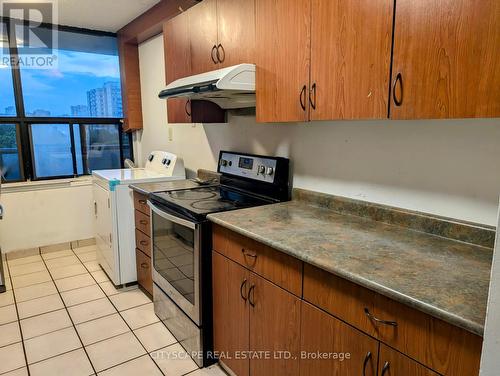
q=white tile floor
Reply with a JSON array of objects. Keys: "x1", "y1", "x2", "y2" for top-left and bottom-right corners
[{"x1": 0, "y1": 245, "x2": 226, "y2": 376}]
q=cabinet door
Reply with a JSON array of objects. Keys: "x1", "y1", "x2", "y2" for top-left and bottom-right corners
[
  {"x1": 163, "y1": 13, "x2": 191, "y2": 124},
  {"x1": 310, "y1": 0, "x2": 393, "y2": 120},
  {"x1": 300, "y1": 302, "x2": 379, "y2": 376},
  {"x1": 378, "y1": 344, "x2": 439, "y2": 376},
  {"x1": 217, "y1": 0, "x2": 256, "y2": 67},
  {"x1": 189, "y1": 0, "x2": 219, "y2": 75},
  {"x1": 249, "y1": 272, "x2": 301, "y2": 376},
  {"x1": 255, "y1": 0, "x2": 311, "y2": 123},
  {"x1": 212, "y1": 252, "x2": 250, "y2": 376},
  {"x1": 390, "y1": 0, "x2": 500, "y2": 119},
  {"x1": 136, "y1": 249, "x2": 152, "y2": 296}
]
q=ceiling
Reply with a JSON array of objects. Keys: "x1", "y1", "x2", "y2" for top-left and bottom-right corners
[{"x1": 55, "y1": 0, "x2": 161, "y2": 32}]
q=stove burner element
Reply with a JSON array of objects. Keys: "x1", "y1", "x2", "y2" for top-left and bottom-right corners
[
  {"x1": 190, "y1": 200, "x2": 237, "y2": 211},
  {"x1": 168, "y1": 189, "x2": 217, "y2": 201}
]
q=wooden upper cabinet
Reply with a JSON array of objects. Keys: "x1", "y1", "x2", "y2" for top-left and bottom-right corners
[
  {"x1": 300, "y1": 302, "x2": 379, "y2": 376},
  {"x1": 378, "y1": 344, "x2": 439, "y2": 376},
  {"x1": 118, "y1": 37, "x2": 143, "y2": 131},
  {"x1": 249, "y1": 272, "x2": 301, "y2": 376},
  {"x1": 390, "y1": 0, "x2": 500, "y2": 119},
  {"x1": 310, "y1": 0, "x2": 394, "y2": 120},
  {"x1": 212, "y1": 252, "x2": 250, "y2": 376},
  {"x1": 163, "y1": 13, "x2": 191, "y2": 123},
  {"x1": 255, "y1": 0, "x2": 311, "y2": 123},
  {"x1": 189, "y1": 0, "x2": 219, "y2": 75},
  {"x1": 217, "y1": 0, "x2": 256, "y2": 67}
]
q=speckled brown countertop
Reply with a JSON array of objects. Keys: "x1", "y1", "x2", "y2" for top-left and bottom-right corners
[{"x1": 208, "y1": 201, "x2": 493, "y2": 336}]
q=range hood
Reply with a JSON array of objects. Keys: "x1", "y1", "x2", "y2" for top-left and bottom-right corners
[{"x1": 158, "y1": 63, "x2": 255, "y2": 109}]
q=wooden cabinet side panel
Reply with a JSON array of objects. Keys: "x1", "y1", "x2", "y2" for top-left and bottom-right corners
[
  {"x1": 310, "y1": 0, "x2": 393, "y2": 120},
  {"x1": 249, "y1": 273, "x2": 301, "y2": 376},
  {"x1": 118, "y1": 38, "x2": 143, "y2": 131},
  {"x1": 378, "y1": 344, "x2": 440, "y2": 376},
  {"x1": 188, "y1": 0, "x2": 219, "y2": 75},
  {"x1": 255, "y1": 0, "x2": 311, "y2": 123},
  {"x1": 163, "y1": 15, "x2": 192, "y2": 123},
  {"x1": 212, "y1": 252, "x2": 250, "y2": 376},
  {"x1": 217, "y1": 0, "x2": 256, "y2": 67},
  {"x1": 391, "y1": 0, "x2": 500, "y2": 119},
  {"x1": 300, "y1": 302, "x2": 379, "y2": 376}
]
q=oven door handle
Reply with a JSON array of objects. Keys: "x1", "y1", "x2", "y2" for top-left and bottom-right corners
[{"x1": 147, "y1": 201, "x2": 196, "y2": 230}]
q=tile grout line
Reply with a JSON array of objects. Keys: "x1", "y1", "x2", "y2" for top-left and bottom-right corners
[
  {"x1": 76, "y1": 250, "x2": 171, "y2": 376},
  {"x1": 5, "y1": 254, "x2": 33, "y2": 376},
  {"x1": 38, "y1": 248, "x2": 98, "y2": 376}
]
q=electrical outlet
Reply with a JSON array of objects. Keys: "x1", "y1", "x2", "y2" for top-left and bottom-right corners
[{"x1": 168, "y1": 127, "x2": 173, "y2": 141}]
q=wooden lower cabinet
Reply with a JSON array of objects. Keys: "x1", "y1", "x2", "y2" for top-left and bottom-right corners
[
  {"x1": 213, "y1": 251, "x2": 250, "y2": 376},
  {"x1": 378, "y1": 344, "x2": 439, "y2": 376},
  {"x1": 136, "y1": 249, "x2": 152, "y2": 295},
  {"x1": 212, "y1": 251, "x2": 301, "y2": 376},
  {"x1": 248, "y1": 272, "x2": 301, "y2": 376},
  {"x1": 212, "y1": 228, "x2": 482, "y2": 376},
  {"x1": 300, "y1": 302, "x2": 379, "y2": 376}
]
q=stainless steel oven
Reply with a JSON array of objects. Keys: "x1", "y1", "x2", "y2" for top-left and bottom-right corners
[
  {"x1": 149, "y1": 202, "x2": 202, "y2": 325},
  {"x1": 147, "y1": 151, "x2": 291, "y2": 368}
]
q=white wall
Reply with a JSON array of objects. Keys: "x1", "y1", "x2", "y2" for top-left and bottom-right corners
[
  {"x1": 481, "y1": 201, "x2": 500, "y2": 375},
  {"x1": 0, "y1": 181, "x2": 94, "y2": 252},
  {"x1": 137, "y1": 34, "x2": 500, "y2": 226}
]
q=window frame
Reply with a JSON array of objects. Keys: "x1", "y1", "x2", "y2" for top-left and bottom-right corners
[{"x1": 0, "y1": 17, "x2": 132, "y2": 183}]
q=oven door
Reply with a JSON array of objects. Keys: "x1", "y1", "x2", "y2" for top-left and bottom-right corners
[{"x1": 148, "y1": 201, "x2": 201, "y2": 325}]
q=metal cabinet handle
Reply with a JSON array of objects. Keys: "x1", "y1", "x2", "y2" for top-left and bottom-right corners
[
  {"x1": 300, "y1": 85, "x2": 307, "y2": 111},
  {"x1": 392, "y1": 72, "x2": 403, "y2": 106},
  {"x1": 139, "y1": 220, "x2": 148, "y2": 225},
  {"x1": 216, "y1": 44, "x2": 225, "y2": 63},
  {"x1": 364, "y1": 308, "x2": 398, "y2": 326},
  {"x1": 240, "y1": 279, "x2": 248, "y2": 301},
  {"x1": 94, "y1": 201, "x2": 97, "y2": 216},
  {"x1": 248, "y1": 284, "x2": 255, "y2": 307},
  {"x1": 241, "y1": 248, "x2": 257, "y2": 259},
  {"x1": 211, "y1": 45, "x2": 218, "y2": 64},
  {"x1": 185, "y1": 99, "x2": 192, "y2": 117},
  {"x1": 381, "y1": 361, "x2": 390, "y2": 376},
  {"x1": 309, "y1": 82, "x2": 317, "y2": 110},
  {"x1": 141, "y1": 262, "x2": 149, "y2": 269},
  {"x1": 362, "y1": 352, "x2": 372, "y2": 376},
  {"x1": 140, "y1": 240, "x2": 148, "y2": 246},
  {"x1": 138, "y1": 200, "x2": 147, "y2": 205}
]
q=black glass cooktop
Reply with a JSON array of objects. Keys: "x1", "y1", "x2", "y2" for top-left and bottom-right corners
[{"x1": 150, "y1": 186, "x2": 274, "y2": 221}]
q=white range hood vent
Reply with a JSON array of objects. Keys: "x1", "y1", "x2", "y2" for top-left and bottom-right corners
[{"x1": 158, "y1": 63, "x2": 255, "y2": 109}]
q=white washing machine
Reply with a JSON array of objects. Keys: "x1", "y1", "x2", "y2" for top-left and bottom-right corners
[{"x1": 92, "y1": 151, "x2": 186, "y2": 286}]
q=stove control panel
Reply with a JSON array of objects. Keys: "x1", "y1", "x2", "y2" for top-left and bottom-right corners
[{"x1": 219, "y1": 152, "x2": 278, "y2": 183}]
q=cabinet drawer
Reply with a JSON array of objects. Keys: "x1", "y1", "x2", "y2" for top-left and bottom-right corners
[
  {"x1": 133, "y1": 191, "x2": 150, "y2": 216},
  {"x1": 135, "y1": 210, "x2": 151, "y2": 237},
  {"x1": 303, "y1": 263, "x2": 379, "y2": 338},
  {"x1": 136, "y1": 249, "x2": 153, "y2": 296},
  {"x1": 213, "y1": 225, "x2": 302, "y2": 296},
  {"x1": 303, "y1": 264, "x2": 482, "y2": 376},
  {"x1": 135, "y1": 229, "x2": 151, "y2": 257}
]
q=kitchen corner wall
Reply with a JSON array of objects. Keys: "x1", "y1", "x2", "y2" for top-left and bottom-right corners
[
  {"x1": 136, "y1": 34, "x2": 500, "y2": 226},
  {"x1": 0, "y1": 182, "x2": 94, "y2": 252}
]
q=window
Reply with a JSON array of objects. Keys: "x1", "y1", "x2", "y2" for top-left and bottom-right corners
[
  {"x1": 0, "y1": 22, "x2": 16, "y2": 117},
  {"x1": 0, "y1": 124, "x2": 22, "y2": 181},
  {"x1": 17, "y1": 27, "x2": 123, "y2": 118},
  {"x1": 0, "y1": 20, "x2": 132, "y2": 183}
]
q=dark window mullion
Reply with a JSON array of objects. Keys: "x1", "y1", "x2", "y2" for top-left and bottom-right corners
[
  {"x1": 79, "y1": 124, "x2": 89, "y2": 175},
  {"x1": 68, "y1": 122, "x2": 78, "y2": 177},
  {"x1": 118, "y1": 122, "x2": 124, "y2": 168},
  {"x1": 6, "y1": 18, "x2": 32, "y2": 181}
]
